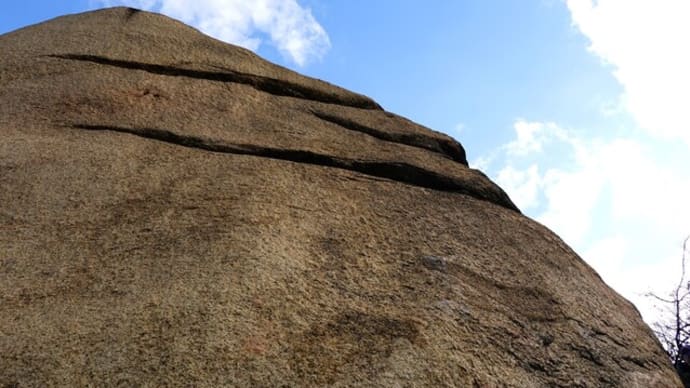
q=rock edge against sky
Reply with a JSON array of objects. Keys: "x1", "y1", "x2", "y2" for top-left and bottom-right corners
[{"x1": 0, "y1": 7, "x2": 680, "y2": 387}]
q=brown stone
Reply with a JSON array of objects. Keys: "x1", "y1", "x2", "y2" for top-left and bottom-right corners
[{"x1": 0, "y1": 7, "x2": 680, "y2": 387}]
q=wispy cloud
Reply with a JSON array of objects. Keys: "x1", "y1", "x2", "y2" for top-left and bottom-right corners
[
  {"x1": 97, "y1": 0, "x2": 330, "y2": 66},
  {"x1": 566, "y1": 0, "x2": 690, "y2": 147},
  {"x1": 503, "y1": 119, "x2": 567, "y2": 157},
  {"x1": 558, "y1": 0, "x2": 690, "y2": 321}
]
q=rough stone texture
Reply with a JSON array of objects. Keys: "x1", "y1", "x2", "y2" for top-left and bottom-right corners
[{"x1": 0, "y1": 7, "x2": 680, "y2": 387}]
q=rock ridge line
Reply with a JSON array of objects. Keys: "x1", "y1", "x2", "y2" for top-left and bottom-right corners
[
  {"x1": 72, "y1": 123, "x2": 519, "y2": 212},
  {"x1": 47, "y1": 54, "x2": 382, "y2": 110},
  {"x1": 312, "y1": 111, "x2": 468, "y2": 165}
]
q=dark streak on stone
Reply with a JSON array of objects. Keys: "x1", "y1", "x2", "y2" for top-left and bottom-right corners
[
  {"x1": 46, "y1": 54, "x2": 382, "y2": 110},
  {"x1": 540, "y1": 334, "x2": 554, "y2": 347},
  {"x1": 313, "y1": 111, "x2": 468, "y2": 165},
  {"x1": 621, "y1": 356, "x2": 648, "y2": 369},
  {"x1": 70, "y1": 123, "x2": 520, "y2": 212},
  {"x1": 124, "y1": 8, "x2": 141, "y2": 21},
  {"x1": 570, "y1": 344, "x2": 605, "y2": 367},
  {"x1": 421, "y1": 255, "x2": 448, "y2": 272}
]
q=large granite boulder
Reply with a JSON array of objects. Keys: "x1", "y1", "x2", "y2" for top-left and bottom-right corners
[{"x1": 0, "y1": 7, "x2": 680, "y2": 387}]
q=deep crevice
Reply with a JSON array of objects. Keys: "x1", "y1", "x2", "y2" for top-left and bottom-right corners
[
  {"x1": 46, "y1": 54, "x2": 382, "y2": 110},
  {"x1": 312, "y1": 111, "x2": 467, "y2": 165},
  {"x1": 71, "y1": 123, "x2": 519, "y2": 212}
]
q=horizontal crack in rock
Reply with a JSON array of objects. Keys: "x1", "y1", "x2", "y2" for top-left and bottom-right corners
[
  {"x1": 71, "y1": 123, "x2": 519, "y2": 212},
  {"x1": 46, "y1": 54, "x2": 382, "y2": 110},
  {"x1": 312, "y1": 111, "x2": 468, "y2": 165}
]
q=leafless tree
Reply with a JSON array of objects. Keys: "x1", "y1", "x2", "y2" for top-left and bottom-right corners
[{"x1": 648, "y1": 236, "x2": 690, "y2": 370}]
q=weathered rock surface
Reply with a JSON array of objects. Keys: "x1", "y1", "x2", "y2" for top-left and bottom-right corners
[{"x1": 0, "y1": 7, "x2": 680, "y2": 387}]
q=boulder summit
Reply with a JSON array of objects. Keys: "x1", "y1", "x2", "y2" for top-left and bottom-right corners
[{"x1": 0, "y1": 7, "x2": 679, "y2": 387}]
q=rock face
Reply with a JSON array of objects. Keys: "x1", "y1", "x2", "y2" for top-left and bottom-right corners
[{"x1": 0, "y1": 7, "x2": 680, "y2": 387}]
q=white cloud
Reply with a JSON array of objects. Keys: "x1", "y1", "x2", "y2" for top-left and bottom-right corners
[
  {"x1": 503, "y1": 119, "x2": 568, "y2": 156},
  {"x1": 472, "y1": 1, "x2": 690, "y2": 325},
  {"x1": 583, "y1": 234, "x2": 627, "y2": 285},
  {"x1": 566, "y1": 0, "x2": 690, "y2": 147},
  {"x1": 495, "y1": 164, "x2": 542, "y2": 210},
  {"x1": 561, "y1": 2, "x2": 690, "y2": 323},
  {"x1": 537, "y1": 163, "x2": 604, "y2": 247},
  {"x1": 504, "y1": 120, "x2": 545, "y2": 156},
  {"x1": 98, "y1": 0, "x2": 330, "y2": 66}
]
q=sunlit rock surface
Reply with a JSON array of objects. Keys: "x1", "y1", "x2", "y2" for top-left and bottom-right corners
[{"x1": 0, "y1": 7, "x2": 679, "y2": 387}]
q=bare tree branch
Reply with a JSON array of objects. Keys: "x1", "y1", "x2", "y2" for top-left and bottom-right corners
[{"x1": 647, "y1": 235, "x2": 690, "y2": 371}]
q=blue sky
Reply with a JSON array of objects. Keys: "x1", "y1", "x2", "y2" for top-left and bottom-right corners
[{"x1": 3, "y1": 0, "x2": 689, "y2": 324}]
